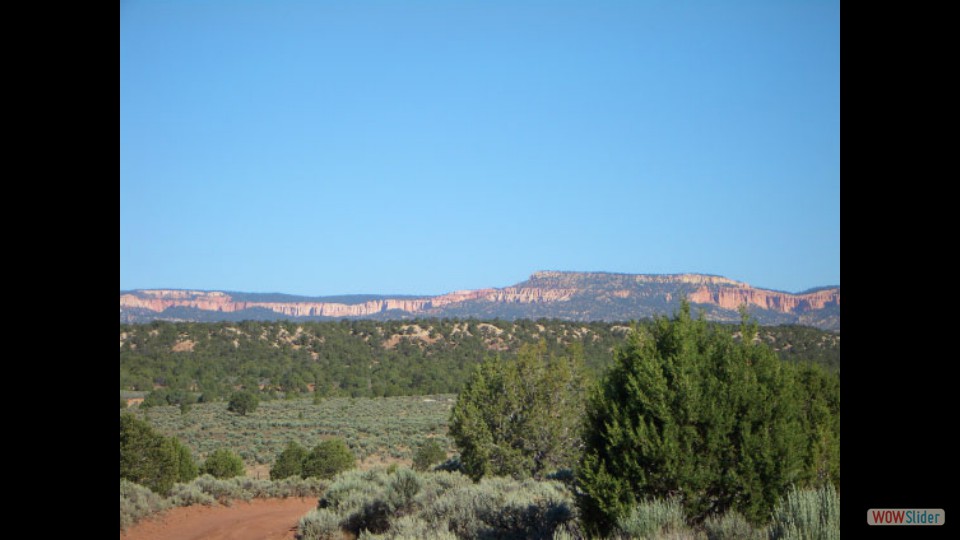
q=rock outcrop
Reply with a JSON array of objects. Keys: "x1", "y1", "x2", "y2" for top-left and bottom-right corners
[
  {"x1": 687, "y1": 286, "x2": 840, "y2": 313},
  {"x1": 118, "y1": 285, "x2": 580, "y2": 318}
]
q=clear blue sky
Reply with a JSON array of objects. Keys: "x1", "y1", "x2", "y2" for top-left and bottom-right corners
[{"x1": 120, "y1": 0, "x2": 839, "y2": 296}]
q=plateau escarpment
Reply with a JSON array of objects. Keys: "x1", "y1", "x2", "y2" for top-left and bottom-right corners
[{"x1": 120, "y1": 271, "x2": 839, "y2": 330}]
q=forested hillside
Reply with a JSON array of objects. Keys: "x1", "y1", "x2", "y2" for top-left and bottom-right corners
[{"x1": 120, "y1": 319, "x2": 839, "y2": 402}]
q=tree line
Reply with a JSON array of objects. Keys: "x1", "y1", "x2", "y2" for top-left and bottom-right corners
[{"x1": 120, "y1": 318, "x2": 839, "y2": 403}]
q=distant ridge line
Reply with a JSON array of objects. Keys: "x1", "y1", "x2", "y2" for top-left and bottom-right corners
[{"x1": 120, "y1": 271, "x2": 840, "y2": 330}]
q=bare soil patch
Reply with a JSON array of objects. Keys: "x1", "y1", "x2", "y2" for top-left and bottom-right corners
[{"x1": 120, "y1": 497, "x2": 317, "y2": 540}]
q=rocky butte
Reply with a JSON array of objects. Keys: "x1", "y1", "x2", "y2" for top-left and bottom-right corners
[{"x1": 120, "y1": 271, "x2": 840, "y2": 330}]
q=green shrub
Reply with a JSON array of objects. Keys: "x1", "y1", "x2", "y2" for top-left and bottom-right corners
[
  {"x1": 420, "y1": 485, "x2": 490, "y2": 538},
  {"x1": 190, "y1": 474, "x2": 243, "y2": 501},
  {"x1": 228, "y1": 390, "x2": 259, "y2": 416},
  {"x1": 422, "y1": 475, "x2": 577, "y2": 539},
  {"x1": 269, "y1": 476, "x2": 327, "y2": 498},
  {"x1": 488, "y1": 485, "x2": 576, "y2": 539},
  {"x1": 202, "y1": 449, "x2": 245, "y2": 479},
  {"x1": 183, "y1": 474, "x2": 325, "y2": 503},
  {"x1": 704, "y1": 511, "x2": 762, "y2": 540},
  {"x1": 298, "y1": 508, "x2": 343, "y2": 540},
  {"x1": 168, "y1": 483, "x2": 216, "y2": 507},
  {"x1": 412, "y1": 440, "x2": 446, "y2": 472},
  {"x1": 303, "y1": 439, "x2": 355, "y2": 480},
  {"x1": 319, "y1": 469, "x2": 391, "y2": 519},
  {"x1": 344, "y1": 499, "x2": 394, "y2": 536},
  {"x1": 312, "y1": 468, "x2": 580, "y2": 540},
  {"x1": 358, "y1": 516, "x2": 457, "y2": 539},
  {"x1": 386, "y1": 468, "x2": 421, "y2": 514},
  {"x1": 617, "y1": 499, "x2": 693, "y2": 540},
  {"x1": 767, "y1": 485, "x2": 840, "y2": 540},
  {"x1": 614, "y1": 498, "x2": 688, "y2": 539},
  {"x1": 120, "y1": 479, "x2": 171, "y2": 530},
  {"x1": 271, "y1": 440, "x2": 309, "y2": 480},
  {"x1": 318, "y1": 469, "x2": 394, "y2": 536}
]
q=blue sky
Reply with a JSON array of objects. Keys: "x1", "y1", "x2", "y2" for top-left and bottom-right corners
[{"x1": 120, "y1": 0, "x2": 839, "y2": 296}]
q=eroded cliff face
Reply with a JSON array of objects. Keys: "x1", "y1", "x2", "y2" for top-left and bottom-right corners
[
  {"x1": 119, "y1": 291, "x2": 435, "y2": 317},
  {"x1": 529, "y1": 271, "x2": 740, "y2": 287},
  {"x1": 687, "y1": 286, "x2": 840, "y2": 313},
  {"x1": 119, "y1": 272, "x2": 839, "y2": 325},
  {"x1": 118, "y1": 285, "x2": 578, "y2": 318}
]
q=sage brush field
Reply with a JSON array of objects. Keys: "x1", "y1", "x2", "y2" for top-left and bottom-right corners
[
  {"x1": 294, "y1": 468, "x2": 839, "y2": 540},
  {"x1": 127, "y1": 395, "x2": 455, "y2": 468}
]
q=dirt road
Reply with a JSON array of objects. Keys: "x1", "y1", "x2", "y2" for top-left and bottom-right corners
[{"x1": 120, "y1": 497, "x2": 318, "y2": 540}]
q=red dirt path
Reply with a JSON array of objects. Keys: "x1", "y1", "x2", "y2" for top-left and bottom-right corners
[{"x1": 120, "y1": 497, "x2": 318, "y2": 540}]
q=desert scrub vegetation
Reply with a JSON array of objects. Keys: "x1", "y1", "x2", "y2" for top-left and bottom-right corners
[
  {"x1": 412, "y1": 439, "x2": 447, "y2": 472},
  {"x1": 295, "y1": 468, "x2": 839, "y2": 539},
  {"x1": 126, "y1": 395, "x2": 454, "y2": 469},
  {"x1": 614, "y1": 498, "x2": 689, "y2": 539},
  {"x1": 119, "y1": 474, "x2": 327, "y2": 530},
  {"x1": 120, "y1": 479, "x2": 171, "y2": 529},
  {"x1": 767, "y1": 485, "x2": 840, "y2": 540},
  {"x1": 297, "y1": 468, "x2": 579, "y2": 540}
]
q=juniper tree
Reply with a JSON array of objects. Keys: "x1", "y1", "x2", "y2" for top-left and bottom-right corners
[
  {"x1": 119, "y1": 414, "x2": 180, "y2": 494},
  {"x1": 302, "y1": 439, "x2": 355, "y2": 479},
  {"x1": 227, "y1": 390, "x2": 259, "y2": 416},
  {"x1": 271, "y1": 440, "x2": 309, "y2": 480},
  {"x1": 171, "y1": 437, "x2": 198, "y2": 482},
  {"x1": 449, "y1": 341, "x2": 586, "y2": 481},
  {"x1": 576, "y1": 302, "x2": 828, "y2": 535},
  {"x1": 202, "y1": 448, "x2": 245, "y2": 479}
]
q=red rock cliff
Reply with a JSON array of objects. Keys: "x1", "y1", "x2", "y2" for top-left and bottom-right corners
[
  {"x1": 120, "y1": 274, "x2": 839, "y2": 320},
  {"x1": 119, "y1": 285, "x2": 575, "y2": 318},
  {"x1": 687, "y1": 286, "x2": 840, "y2": 313}
]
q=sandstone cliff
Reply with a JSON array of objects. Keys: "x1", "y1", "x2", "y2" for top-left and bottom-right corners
[{"x1": 120, "y1": 271, "x2": 840, "y2": 329}]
